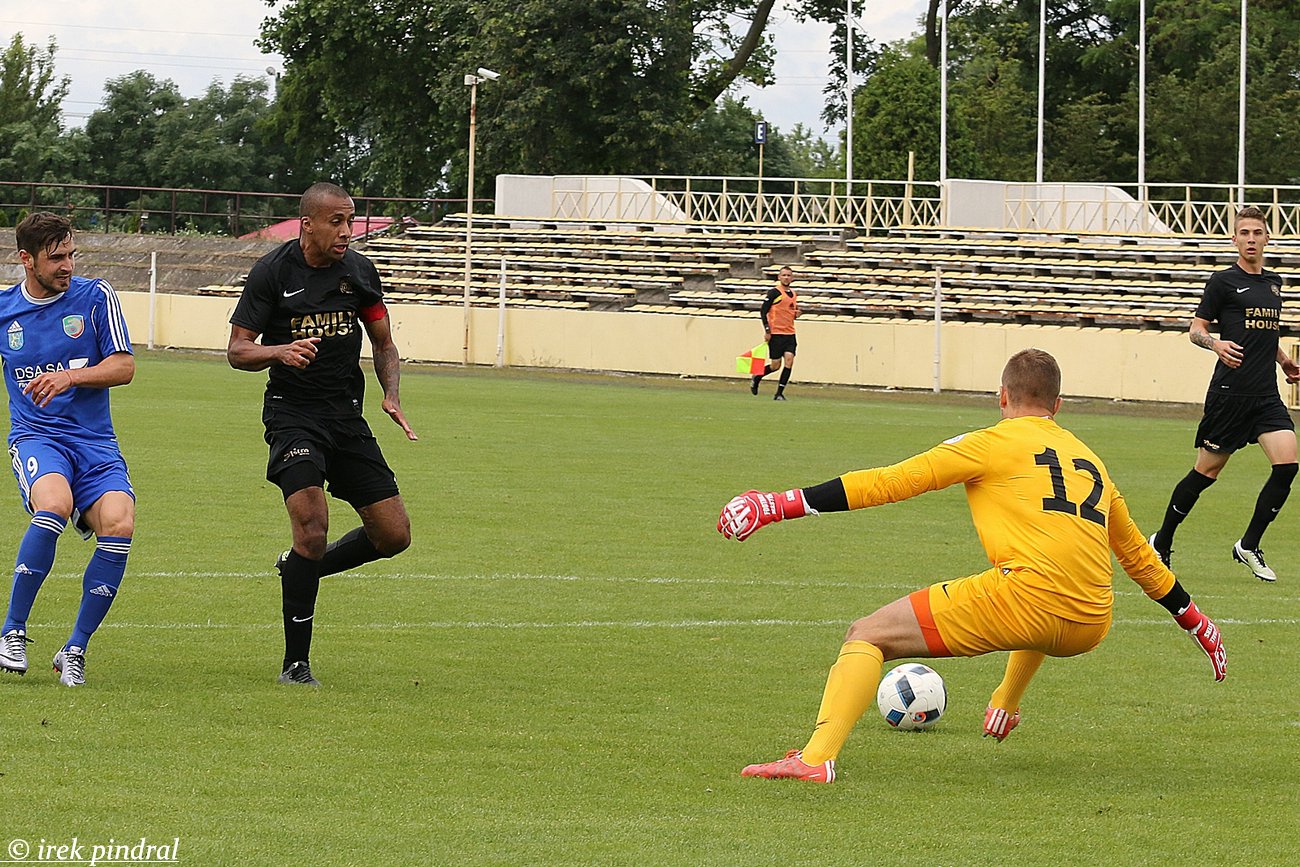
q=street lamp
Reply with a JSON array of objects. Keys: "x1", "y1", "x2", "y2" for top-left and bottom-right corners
[
  {"x1": 844, "y1": 1, "x2": 868, "y2": 197},
  {"x1": 463, "y1": 67, "x2": 500, "y2": 364}
]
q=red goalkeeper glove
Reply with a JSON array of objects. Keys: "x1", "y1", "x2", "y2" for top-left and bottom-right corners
[
  {"x1": 717, "y1": 489, "x2": 815, "y2": 541},
  {"x1": 1174, "y1": 601, "x2": 1226, "y2": 682}
]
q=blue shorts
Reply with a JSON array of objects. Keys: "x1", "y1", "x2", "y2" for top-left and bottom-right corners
[{"x1": 8, "y1": 437, "x2": 134, "y2": 533}]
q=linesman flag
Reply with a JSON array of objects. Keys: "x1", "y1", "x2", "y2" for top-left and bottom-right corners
[{"x1": 736, "y1": 341, "x2": 769, "y2": 375}]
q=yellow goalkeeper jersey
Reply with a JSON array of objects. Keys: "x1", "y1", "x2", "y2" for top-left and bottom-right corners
[{"x1": 840, "y1": 415, "x2": 1173, "y2": 623}]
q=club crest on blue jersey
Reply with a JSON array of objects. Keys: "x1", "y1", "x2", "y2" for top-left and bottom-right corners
[
  {"x1": 63, "y1": 315, "x2": 84, "y2": 338},
  {"x1": 6, "y1": 322, "x2": 22, "y2": 351}
]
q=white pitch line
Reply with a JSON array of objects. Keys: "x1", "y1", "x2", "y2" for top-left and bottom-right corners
[
  {"x1": 117, "y1": 570, "x2": 1300, "y2": 604},
  {"x1": 24, "y1": 615, "x2": 1300, "y2": 632},
  {"x1": 126, "y1": 569, "x2": 926, "y2": 591}
]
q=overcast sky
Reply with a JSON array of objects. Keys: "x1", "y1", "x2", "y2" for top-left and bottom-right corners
[{"x1": 3, "y1": 0, "x2": 929, "y2": 138}]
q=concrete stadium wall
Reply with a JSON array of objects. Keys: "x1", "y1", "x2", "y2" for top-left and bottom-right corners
[{"x1": 117, "y1": 291, "x2": 1246, "y2": 405}]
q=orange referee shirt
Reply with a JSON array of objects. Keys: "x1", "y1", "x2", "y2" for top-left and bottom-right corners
[{"x1": 766, "y1": 286, "x2": 798, "y2": 335}]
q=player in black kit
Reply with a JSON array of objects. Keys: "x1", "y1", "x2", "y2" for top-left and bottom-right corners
[
  {"x1": 228, "y1": 182, "x2": 418, "y2": 685},
  {"x1": 1150, "y1": 206, "x2": 1299, "y2": 582}
]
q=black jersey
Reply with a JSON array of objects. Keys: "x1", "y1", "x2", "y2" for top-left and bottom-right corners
[
  {"x1": 230, "y1": 240, "x2": 385, "y2": 418},
  {"x1": 1195, "y1": 263, "x2": 1284, "y2": 396}
]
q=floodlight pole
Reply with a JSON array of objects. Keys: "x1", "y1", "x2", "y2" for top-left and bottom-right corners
[
  {"x1": 845, "y1": 0, "x2": 853, "y2": 197},
  {"x1": 844, "y1": 2, "x2": 867, "y2": 208},
  {"x1": 1036, "y1": 0, "x2": 1046, "y2": 185},
  {"x1": 462, "y1": 73, "x2": 481, "y2": 365},
  {"x1": 1138, "y1": 0, "x2": 1147, "y2": 221},
  {"x1": 462, "y1": 68, "x2": 500, "y2": 365},
  {"x1": 939, "y1": 0, "x2": 948, "y2": 184},
  {"x1": 1238, "y1": 0, "x2": 1248, "y2": 206}
]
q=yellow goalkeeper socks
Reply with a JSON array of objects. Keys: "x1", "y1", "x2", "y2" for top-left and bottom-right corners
[
  {"x1": 800, "y1": 640, "x2": 884, "y2": 765},
  {"x1": 989, "y1": 649, "x2": 1046, "y2": 713}
]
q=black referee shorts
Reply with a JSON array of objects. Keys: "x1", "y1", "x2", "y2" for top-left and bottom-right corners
[
  {"x1": 263, "y1": 407, "x2": 400, "y2": 508},
  {"x1": 1195, "y1": 391, "x2": 1295, "y2": 454},
  {"x1": 768, "y1": 333, "x2": 797, "y2": 358}
]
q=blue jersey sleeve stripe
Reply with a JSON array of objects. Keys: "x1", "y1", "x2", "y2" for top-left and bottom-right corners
[{"x1": 96, "y1": 280, "x2": 132, "y2": 351}]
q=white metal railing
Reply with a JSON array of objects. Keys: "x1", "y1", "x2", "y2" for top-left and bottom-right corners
[
  {"x1": 549, "y1": 175, "x2": 944, "y2": 232},
  {"x1": 546, "y1": 175, "x2": 1300, "y2": 236},
  {"x1": 1004, "y1": 182, "x2": 1300, "y2": 236}
]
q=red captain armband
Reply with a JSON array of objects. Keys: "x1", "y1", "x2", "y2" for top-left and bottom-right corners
[{"x1": 359, "y1": 301, "x2": 388, "y2": 323}]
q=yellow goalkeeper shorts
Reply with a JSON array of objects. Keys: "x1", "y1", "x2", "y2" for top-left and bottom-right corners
[{"x1": 908, "y1": 567, "x2": 1111, "y2": 659}]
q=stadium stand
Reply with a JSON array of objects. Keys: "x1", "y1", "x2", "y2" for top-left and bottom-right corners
[
  {"x1": 63, "y1": 217, "x2": 1299, "y2": 335},
  {"x1": 353, "y1": 216, "x2": 1300, "y2": 333}
]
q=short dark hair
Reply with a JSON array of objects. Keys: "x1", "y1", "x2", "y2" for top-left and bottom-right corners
[
  {"x1": 16, "y1": 212, "x2": 73, "y2": 260},
  {"x1": 1235, "y1": 205, "x2": 1267, "y2": 228},
  {"x1": 299, "y1": 182, "x2": 352, "y2": 218},
  {"x1": 1002, "y1": 348, "x2": 1061, "y2": 407}
]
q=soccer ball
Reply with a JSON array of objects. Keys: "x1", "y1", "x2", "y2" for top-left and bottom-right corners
[{"x1": 876, "y1": 663, "x2": 947, "y2": 731}]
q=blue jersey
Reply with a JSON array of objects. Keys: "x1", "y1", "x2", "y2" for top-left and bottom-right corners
[{"x1": 0, "y1": 276, "x2": 133, "y2": 447}]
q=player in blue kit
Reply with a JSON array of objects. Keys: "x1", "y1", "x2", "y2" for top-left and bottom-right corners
[{"x1": 0, "y1": 213, "x2": 135, "y2": 687}]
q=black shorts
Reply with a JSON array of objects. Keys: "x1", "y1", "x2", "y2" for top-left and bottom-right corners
[
  {"x1": 1195, "y1": 392, "x2": 1295, "y2": 453},
  {"x1": 263, "y1": 407, "x2": 399, "y2": 508},
  {"x1": 768, "y1": 333, "x2": 797, "y2": 358}
]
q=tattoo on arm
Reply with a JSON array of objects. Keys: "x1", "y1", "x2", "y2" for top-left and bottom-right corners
[
  {"x1": 1190, "y1": 330, "x2": 1216, "y2": 350},
  {"x1": 372, "y1": 344, "x2": 401, "y2": 396}
]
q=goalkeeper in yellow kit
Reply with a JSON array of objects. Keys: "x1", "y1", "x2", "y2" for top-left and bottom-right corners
[{"x1": 717, "y1": 349, "x2": 1227, "y2": 783}]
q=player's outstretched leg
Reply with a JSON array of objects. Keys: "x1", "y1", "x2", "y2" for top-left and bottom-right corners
[{"x1": 742, "y1": 640, "x2": 883, "y2": 783}]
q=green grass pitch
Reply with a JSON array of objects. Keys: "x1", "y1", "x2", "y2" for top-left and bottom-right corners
[{"x1": 1, "y1": 352, "x2": 1297, "y2": 865}]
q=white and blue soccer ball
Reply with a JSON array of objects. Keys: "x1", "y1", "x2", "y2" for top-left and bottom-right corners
[{"x1": 876, "y1": 663, "x2": 947, "y2": 731}]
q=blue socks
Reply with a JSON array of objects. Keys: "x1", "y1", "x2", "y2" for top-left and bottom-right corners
[
  {"x1": 67, "y1": 536, "x2": 131, "y2": 650},
  {"x1": 3, "y1": 515, "x2": 131, "y2": 652},
  {"x1": 3, "y1": 511, "x2": 66, "y2": 634}
]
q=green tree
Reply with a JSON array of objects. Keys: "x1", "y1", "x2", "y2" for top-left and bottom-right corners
[
  {"x1": 856, "y1": 0, "x2": 1300, "y2": 186},
  {"x1": 79, "y1": 73, "x2": 299, "y2": 231},
  {"x1": 678, "y1": 97, "x2": 819, "y2": 181},
  {"x1": 259, "y1": 0, "x2": 862, "y2": 197},
  {"x1": 81, "y1": 72, "x2": 184, "y2": 187},
  {"x1": 0, "y1": 34, "x2": 76, "y2": 183},
  {"x1": 782, "y1": 124, "x2": 841, "y2": 179},
  {"x1": 949, "y1": 23, "x2": 1036, "y2": 180},
  {"x1": 147, "y1": 77, "x2": 286, "y2": 192},
  {"x1": 852, "y1": 46, "x2": 975, "y2": 181}
]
